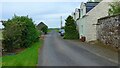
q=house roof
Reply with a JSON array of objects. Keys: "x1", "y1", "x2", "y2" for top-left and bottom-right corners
[
  {"x1": 37, "y1": 22, "x2": 48, "y2": 30},
  {"x1": 85, "y1": 2, "x2": 99, "y2": 13}
]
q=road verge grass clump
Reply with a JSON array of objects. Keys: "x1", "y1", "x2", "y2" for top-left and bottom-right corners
[{"x1": 2, "y1": 40, "x2": 43, "y2": 66}]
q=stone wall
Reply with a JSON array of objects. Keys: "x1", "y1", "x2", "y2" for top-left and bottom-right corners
[{"x1": 97, "y1": 14, "x2": 120, "y2": 48}]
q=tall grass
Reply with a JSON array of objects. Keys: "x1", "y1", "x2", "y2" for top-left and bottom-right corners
[{"x1": 2, "y1": 40, "x2": 43, "y2": 67}]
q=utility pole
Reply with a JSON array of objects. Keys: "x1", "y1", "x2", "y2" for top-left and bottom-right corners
[{"x1": 60, "y1": 16, "x2": 62, "y2": 29}]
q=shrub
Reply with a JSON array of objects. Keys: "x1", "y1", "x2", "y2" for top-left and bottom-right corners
[
  {"x1": 2, "y1": 15, "x2": 40, "y2": 52},
  {"x1": 108, "y1": 2, "x2": 120, "y2": 15}
]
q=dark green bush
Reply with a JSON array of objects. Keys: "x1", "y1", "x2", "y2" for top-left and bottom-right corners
[
  {"x1": 108, "y1": 2, "x2": 120, "y2": 15},
  {"x1": 2, "y1": 15, "x2": 40, "y2": 52},
  {"x1": 64, "y1": 15, "x2": 79, "y2": 39}
]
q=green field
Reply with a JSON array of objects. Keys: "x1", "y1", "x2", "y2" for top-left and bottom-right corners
[
  {"x1": 1, "y1": 40, "x2": 43, "y2": 67},
  {"x1": 48, "y1": 28, "x2": 59, "y2": 33}
]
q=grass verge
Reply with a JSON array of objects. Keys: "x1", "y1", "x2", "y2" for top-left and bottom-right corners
[{"x1": 1, "y1": 40, "x2": 43, "y2": 67}]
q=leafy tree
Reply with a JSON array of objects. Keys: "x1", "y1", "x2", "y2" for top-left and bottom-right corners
[
  {"x1": 2, "y1": 15, "x2": 40, "y2": 52},
  {"x1": 108, "y1": 2, "x2": 120, "y2": 15},
  {"x1": 61, "y1": 26, "x2": 65, "y2": 29},
  {"x1": 64, "y1": 15, "x2": 79, "y2": 39}
]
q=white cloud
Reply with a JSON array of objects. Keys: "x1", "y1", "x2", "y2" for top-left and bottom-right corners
[
  {"x1": 1, "y1": 2, "x2": 83, "y2": 28},
  {"x1": 36, "y1": 13, "x2": 70, "y2": 19},
  {"x1": 0, "y1": 2, "x2": 2, "y2": 18},
  {"x1": 1, "y1": 0, "x2": 88, "y2": 2}
]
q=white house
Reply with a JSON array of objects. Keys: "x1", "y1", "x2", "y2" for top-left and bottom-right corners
[
  {"x1": 72, "y1": 2, "x2": 99, "y2": 31},
  {"x1": 71, "y1": 8, "x2": 80, "y2": 21},
  {"x1": 71, "y1": 8, "x2": 81, "y2": 30},
  {"x1": 77, "y1": 0, "x2": 119, "y2": 41}
]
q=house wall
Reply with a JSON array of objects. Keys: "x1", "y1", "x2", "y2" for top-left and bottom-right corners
[
  {"x1": 72, "y1": 8, "x2": 80, "y2": 31},
  {"x1": 78, "y1": 15, "x2": 97, "y2": 41},
  {"x1": 72, "y1": 8, "x2": 80, "y2": 21},
  {"x1": 74, "y1": 9, "x2": 80, "y2": 21},
  {"x1": 80, "y1": 2, "x2": 86, "y2": 18},
  {"x1": 97, "y1": 14, "x2": 120, "y2": 48},
  {"x1": 78, "y1": 1, "x2": 111, "y2": 41}
]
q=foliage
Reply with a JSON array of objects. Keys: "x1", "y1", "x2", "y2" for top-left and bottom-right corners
[
  {"x1": 37, "y1": 22, "x2": 48, "y2": 34},
  {"x1": 108, "y1": 2, "x2": 120, "y2": 15},
  {"x1": 64, "y1": 15, "x2": 79, "y2": 39},
  {"x1": 61, "y1": 26, "x2": 65, "y2": 29},
  {"x1": 2, "y1": 40, "x2": 43, "y2": 67},
  {"x1": 2, "y1": 15, "x2": 40, "y2": 52}
]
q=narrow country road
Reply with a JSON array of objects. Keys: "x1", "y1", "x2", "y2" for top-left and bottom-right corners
[{"x1": 38, "y1": 30, "x2": 117, "y2": 66}]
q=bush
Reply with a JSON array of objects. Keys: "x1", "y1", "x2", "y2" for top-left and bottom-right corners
[
  {"x1": 64, "y1": 15, "x2": 79, "y2": 39},
  {"x1": 2, "y1": 15, "x2": 40, "y2": 52},
  {"x1": 108, "y1": 2, "x2": 120, "y2": 15}
]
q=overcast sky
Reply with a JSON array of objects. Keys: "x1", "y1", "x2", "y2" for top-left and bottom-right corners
[{"x1": 0, "y1": 0, "x2": 88, "y2": 28}]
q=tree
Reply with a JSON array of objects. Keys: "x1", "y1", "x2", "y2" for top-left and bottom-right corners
[
  {"x1": 61, "y1": 26, "x2": 65, "y2": 29},
  {"x1": 108, "y1": 2, "x2": 120, "y2": 15},
  {"x1": 2, "y1": 15, "x2": 40, "y2": 52},
  {"x1": 64, "y1": 15, "x2": 79, "y2": 39}
]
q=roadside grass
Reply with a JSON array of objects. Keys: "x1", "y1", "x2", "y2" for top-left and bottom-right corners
[
  {"x1": 0, "y1": 30, "x2": 2, "y2": 67},
  {"x1": 48, "y1": 28, "x2": 59, "y2": 33},
  {"x1": 0, "y1": 57, "x2": 2, "y2": 68},
  {"x1": 48, "y1": 29, "x2": 52, "y2": 33},
  {"x1": 55, "y1": 29, "x2": 59, "y2": 32},
  {"x1": 2, "y1": 40, "x2": 43, "y2": 67}
]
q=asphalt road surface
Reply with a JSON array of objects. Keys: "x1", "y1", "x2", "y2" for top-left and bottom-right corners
[{"x1": 38, "y1": 30, "x2": 117, "y2": 66}]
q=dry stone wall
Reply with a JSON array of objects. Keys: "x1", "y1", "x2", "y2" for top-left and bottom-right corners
[{"x1": 97, "y1": 14, "x2": 120, "y2": 48}]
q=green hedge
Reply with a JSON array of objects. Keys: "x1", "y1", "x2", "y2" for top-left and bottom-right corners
[{"x1": 2, "y1": 15, "x2": 40, "y2": 52}]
